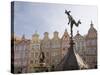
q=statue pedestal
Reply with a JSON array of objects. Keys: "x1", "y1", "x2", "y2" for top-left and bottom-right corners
[{"x1": 56, "y1": 39, "x2": 79, "y2": 70}]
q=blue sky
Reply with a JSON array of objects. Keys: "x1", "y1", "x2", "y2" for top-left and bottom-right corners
[{"x1": 14, "y1": 1, "x2": 98, "y2": 39}]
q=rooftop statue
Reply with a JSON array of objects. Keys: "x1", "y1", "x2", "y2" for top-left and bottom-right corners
[{"x1": 65, "y1": 10, "x2": 81, "y2": 37}]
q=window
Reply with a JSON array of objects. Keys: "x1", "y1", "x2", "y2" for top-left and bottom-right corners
[
  {"x1": 32, "y1": 44, "x2": 40, "y2": 49},
  {"x1": 92, "y1": 39, "x2": 97, "y2": 46},
  {"x1": 30, "y1": 60, "x2": 33, "y2": 64},
  {"x1": 52, "y1": 44, "x2": 60, "y2": 48},
  {"x1": 52, "y1": 52, "x2": 58, "y2": 56},
  {"x1": 45, "y1": 43, "x2": 50, "y2": 48},
  {"x1": 23, "y1": 61, "x2": 27, "y2": 65},
  {"x1": 22, "y1": 53, "x2": 26, "y2": 58},
  {"x1": 46, "y1": 52, "x2": 49, "y2": 56},
  {"x1": 46, "y1": 59, "x2": 49, "y2": 63},
  {"x1": 63, "y1": 48, "x2": 65, "y2": 51},
  {"x1": 35, "y1": 60, "x2": 38, "y2": 64},
  {"x1": 35, "y1": 52, "x2": 38, "y2": 58}
]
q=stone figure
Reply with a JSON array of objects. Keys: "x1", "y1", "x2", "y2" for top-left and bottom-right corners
[{"x1": 39, "y1": 51, "x2": 45, "y2": 63}]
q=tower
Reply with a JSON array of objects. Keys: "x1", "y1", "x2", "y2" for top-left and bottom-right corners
[{"x1": 85, "y1": 21, "x2": 97, "y2": 68}]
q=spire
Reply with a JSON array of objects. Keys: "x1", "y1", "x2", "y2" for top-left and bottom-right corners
[
  {"x1": 22, "y1": 34, "x2": 25, "y2": 40},
  {"x1": 62, "y1": 28, "x2": 69, "y2": 39},
  {"x1": 77, "y1": 30, "x2": 79, "y2": 34},
  {"x1": 87, "y1": 21, "x2": 97, "y2": 38},
  {"x1": 90, "y1": 20, "x2": 93, "y2": 27}
]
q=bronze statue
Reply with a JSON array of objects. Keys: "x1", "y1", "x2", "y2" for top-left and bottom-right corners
[
  {"x1": 55, "y1": 10, "x2": 81, "y2": 70},
  {"x1": 65, "y1": 10, "x2": 81, "y2": 28},
  {"x1": 65, "y1": 10, "x2": 81, "y2": 37}
]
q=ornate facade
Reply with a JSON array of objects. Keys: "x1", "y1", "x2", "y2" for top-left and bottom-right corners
[
  {"x1": 74, "y1": 31, "x2": 86, "y2": 60},
  {"x1": 85, "y1": 22, "x2": 97, "y2": 68},
  {"x1": 50, "y1": 31, "x2": 61, "y2": 67},
  {"x1": 41, "y1": 32, "x2": 51, "y2": 66},
  {"x1": 14, "y1": 35, "x2": 30, "y2": 73},
  {"x1": 61, "y1": 29, "x2": 70, "y2": 58},
  {"x1": 29, "y1": 32, "x2": 41, "y2": 72},
  {"x1": 13, "y1": 22, "x2": 97, "y2": 72}
]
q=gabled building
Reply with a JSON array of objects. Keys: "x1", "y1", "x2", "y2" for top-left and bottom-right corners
[
  {"x1": 61, "y1": 29, "x2": 70, "y2": 58},
  {"x1": 14, "y1": 35, "x2": 30, "y2": 73},
  {"x1": 29, "y1": 31, "x2": 41, "y2": 72},
  {"x1": 85, "y1": 21, "x2": 97, "y2": 68},
  {"x1": 41, "y1": 32, "x2": 51, "y2": 66},
  {"x1": 74, "y1": 31, "x2": 86, "y2": 60},
  {"x1": 51, "y1": 31, "x2": 61, "y2": 67},
  {"x1": 12, "y1": 21, "x2": 97, "y2": 72}
]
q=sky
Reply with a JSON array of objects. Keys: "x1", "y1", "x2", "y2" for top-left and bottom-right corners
[{"x1": 14, "y1": 1, "x2": 98, "y2": 39}]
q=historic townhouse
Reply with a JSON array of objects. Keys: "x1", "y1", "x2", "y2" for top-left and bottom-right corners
[
  {"x1": 61, "y1": 29, "x2": 70, "y2": 58},
  {"x1": 50, "y1": 31, "x2": 61, "y2": 67},
  {"x1": 41, "y1": 32, "x2": 51, "y2": 66},
  {"x1": 13, "y1": 22, "x2": 97, "y2": 72},
  {"x1": 85, "y1": 21, "x2": 97, "y2": 68},
  {"x1": 14, "y1": 35, "x2": 30, "y2": 73},
  {"x1": 29, "y1": 32, "x2": 41, "y2": 72},
  {"x1": 74, "y1": 31, "x2": 86, "y2": 60}
]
